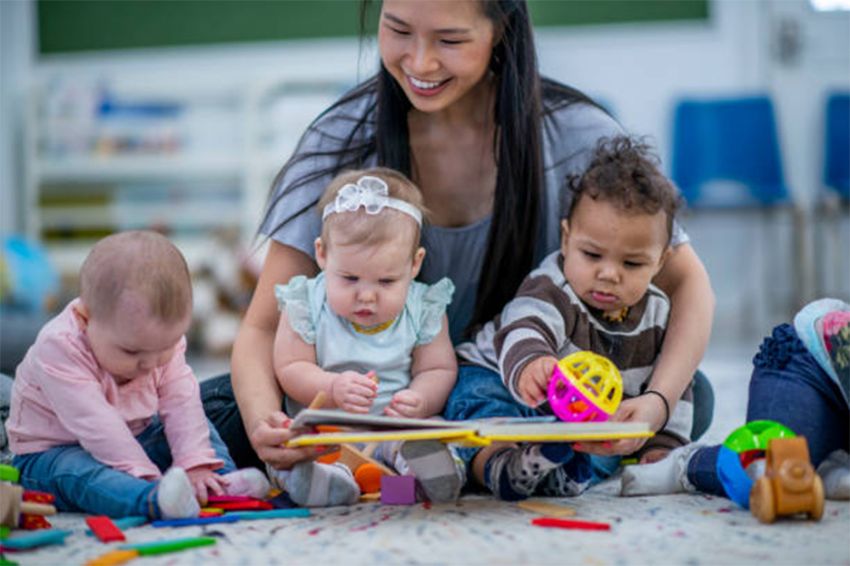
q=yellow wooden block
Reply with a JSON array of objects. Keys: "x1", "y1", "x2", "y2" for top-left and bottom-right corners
[
  {"x1": 85, "y1": 549, "x2": 139, "y2": 566},
  {"x1": 517, "y1": 499, "x2": 577, "y2": 517}
]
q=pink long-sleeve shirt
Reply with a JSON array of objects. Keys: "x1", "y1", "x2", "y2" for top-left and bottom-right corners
[{"x1": 7, "y1": 299, "x2": 222, "y2": 480}]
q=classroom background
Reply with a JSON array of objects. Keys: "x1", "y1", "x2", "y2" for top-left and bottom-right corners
[{"x1": 0, "y1": 0, "x2": 848, "y2": 372}]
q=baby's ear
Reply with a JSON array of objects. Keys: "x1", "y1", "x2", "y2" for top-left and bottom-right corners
[
  {"x1": 657, "y1": 246, "x2": 673, "y2": 273},
  {"x1": 560, "y1": 219, "x2": 571, "y2": 250},
  {"x1": 314, "y1": 237, "x2": 327, "y2": 270},
  {"x1": 72, "y1": 301, "x2": 91, "y2": 329},
  {"x1": 411, "y1": 247, "x2": 426, "y2": 278}
]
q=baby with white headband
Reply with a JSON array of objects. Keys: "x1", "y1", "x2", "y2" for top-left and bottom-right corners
[{"x1": 269, "y1": 167, "x2": 463, "y2": 507}]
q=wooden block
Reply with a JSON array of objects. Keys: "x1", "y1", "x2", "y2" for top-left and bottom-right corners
[
  {"x1": 86, "y1": 516, "x2": 126, "y2": 543},
  {"x1": 380, "y1": 475, "x2": 417, "y2": 505},
  {"x1": 517, "y1": 500, "x2": 577, "y2": 517},
  {"x1": 337, "y1": 445, "x2": 396, "y2": 476}
]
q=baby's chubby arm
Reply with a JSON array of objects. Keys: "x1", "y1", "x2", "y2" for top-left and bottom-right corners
[
  {"x1": 273, "y1": 310, "x2": 376, "y2": 413},
  {"x1": 386, "y1": 315, "x2": 457, "y2": 419}
]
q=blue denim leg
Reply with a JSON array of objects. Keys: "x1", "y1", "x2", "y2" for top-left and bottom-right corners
[
  {"x1": 746, "y1": 324, "x2": 849, "y2": 467},
  {"x1": 685, "y1": 324, "x2": 850, "y2": 495},
  {"x1": 443, "y1": 364, "x2": 539, "y2": 468},
  {"x1": 13, "y1": 447, "x2": 160, "y2": 518},
  {"x1": 201, "y1": 373, "x2": 264, "y2": 471},
  {"x1": 137, "y1": 415, "x2": 237, "y2": 474}
]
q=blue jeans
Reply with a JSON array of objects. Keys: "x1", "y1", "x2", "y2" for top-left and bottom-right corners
[
  {"x1": 13, "y1": 416, "x2": 236, "y2": 519},
  {"x1": 443, "y1": 364, "x2": 611, "y2": 486},
  {"x1": 687, "y1": 323, "x2": 850, "y2": 495}
]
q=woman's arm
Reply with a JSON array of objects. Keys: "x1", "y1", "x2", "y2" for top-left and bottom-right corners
[
  {"x1": 231, "y1": 241, "x2": 319, "y2": 468},
  {"x1": 386, "y1": 317, "x2": 457, "y2": 418},
  {"x1": 649, "y1": 243, "x2": 714, "y2": 419}
]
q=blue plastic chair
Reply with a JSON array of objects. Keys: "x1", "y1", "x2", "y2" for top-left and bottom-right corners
[
  {"x1": 671, "y1": 95, "x2": 803, "y2": 324},
  {"x1": 816, "y1": 92, "x2": 850, "y2": 299},
  {"x1": 824, "y1": 92, "x2": 849, "y2": 202},
  {"x1": 672, "y1": 96, "x2": 792, "y2": 208}
]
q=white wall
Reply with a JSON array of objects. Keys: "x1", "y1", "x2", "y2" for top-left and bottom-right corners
[
  {"x1": 1, "y1": 0, "x2": 847, "y2": 343},
  {"x1": 0, "y1": 0, "x2": 35, "y2": 236}
]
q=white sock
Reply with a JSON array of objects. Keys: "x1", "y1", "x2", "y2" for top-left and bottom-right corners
[
  {"x1": 221, "y1": 468, "x2": 271, "y2": 499},
  {"x1": 269, "y1": 461, "x2": 359, "y2": 507},
  {"x1": 399, "y1": 440, "x2": 465, "y2": 503},
  {"x1": 817, "y1": 449, "x2": 850, "y2": 500},
  {"x1": 620, "y1": 443, "x2": 703, "y2": 496},
  {"x1": 157, "y1": 467, "x2": 201, "y2": 519}
]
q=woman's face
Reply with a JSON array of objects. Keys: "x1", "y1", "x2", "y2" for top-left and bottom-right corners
[{"x1": 378, "y1": 0, "x2": 496, "y2": 114}]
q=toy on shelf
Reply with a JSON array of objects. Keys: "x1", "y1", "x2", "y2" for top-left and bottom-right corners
[
  {"x1": 716, "y1": 420, "x2": 796, "y2": 509},
  {"x1": 547, "y1": 351, "x2": 623, "y2": 422},
  {"x1": 0, "y1": 483, "x2": 57, "y2": 528},
  {"x1": 750, "y1": 436, "x2": 824, "y2": 524}
]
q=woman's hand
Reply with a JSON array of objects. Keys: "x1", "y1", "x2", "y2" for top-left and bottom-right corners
[
  {"x1": 384, "y1": 388, "x2": 427, "y2": 418},
  {"x1": 248, "y1": 411, "x2": 325, "y2": 470},
  {"x1": 517, "y1": 356, "x2": 558, "y2": 407},
  {"x1": 573, "y1": 395, "x2": 666, "y2": 456},
  {"x1": 331, "y1": 371, "x2": 378, "y2": 413}
]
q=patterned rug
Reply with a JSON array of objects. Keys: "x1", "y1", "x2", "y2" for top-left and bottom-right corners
[{"x1": 7, "y1": 478, "x2": 849, "y2": 565}]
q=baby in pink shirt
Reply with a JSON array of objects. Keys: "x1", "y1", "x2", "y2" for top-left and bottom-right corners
[{"x1": 7, "y1": 231, "x2": 268, "y2": 519}]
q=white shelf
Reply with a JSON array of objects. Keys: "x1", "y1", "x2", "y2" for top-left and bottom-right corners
[{"x1": 36, "y1": 153, "x2": 243, "y2": 183}]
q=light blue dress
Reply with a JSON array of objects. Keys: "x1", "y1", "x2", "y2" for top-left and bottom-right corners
[{"x1": 276, "y1": 274, "x2": 455, "y2": 416}]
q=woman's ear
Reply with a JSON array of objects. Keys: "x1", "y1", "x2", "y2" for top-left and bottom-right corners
[
  {"x1": 315, "y1": 237, "x2": 327, "y2": 270},
  {"x1": 411, "y1": 247, "x2": 426, "y2": 279},
  {"x1": 72, "y1": 301, "x2": 90, "y2": 330}
]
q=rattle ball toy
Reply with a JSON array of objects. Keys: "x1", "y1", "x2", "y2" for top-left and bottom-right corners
[
  {"x1": 547, "y1": 351, "x2": 623, "y2": 422},
  {"x1": 716, "y1": 420, "x2": 796, "y2": 509}
]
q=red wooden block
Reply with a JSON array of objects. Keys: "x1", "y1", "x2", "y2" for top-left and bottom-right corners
[
  {"x1": 211, "y1": 500, "x2": 273, "y2": 511},
  {"x1": 85, "y1": 516, "x2": 126, "y2": 543},
  {"x1": 19, "y1": 514, "x2": 52, "y2": 530},
  {"x1": 22, "y1": 490, "x2": 55, "y2": 504}
]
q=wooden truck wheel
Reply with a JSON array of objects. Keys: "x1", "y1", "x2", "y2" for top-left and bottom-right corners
[
  {"x1": 751, "y1": 476, "x2": 776, "y2": 524},
  {"x1": 810, "y1": 474, "x2": 825, "y2": 521}
]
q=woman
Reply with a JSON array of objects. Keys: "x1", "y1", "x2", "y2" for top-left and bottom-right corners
[{"x1": 202, "y1": 0, "x2": 715, "y2": 480}]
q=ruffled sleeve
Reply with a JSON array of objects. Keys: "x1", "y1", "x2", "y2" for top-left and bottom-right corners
[
  {"x1": 275, "y1": 275, "x2": 317, "y2": 344},
  {"x1": 415, "y1": 277, "x2": 455, "y2": 346}
]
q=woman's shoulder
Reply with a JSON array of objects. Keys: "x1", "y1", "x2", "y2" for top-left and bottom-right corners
[
  {"x1": 306, "y1": 81, "x2": 379, "y2": 143},
  {"x1": 540, "y1": 78, "x2": 622, "y2": 158}
]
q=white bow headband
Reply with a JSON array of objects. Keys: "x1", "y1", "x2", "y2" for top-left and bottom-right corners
[{"x1": 322, "y1": 176, "x2": 422, "y2": 226}]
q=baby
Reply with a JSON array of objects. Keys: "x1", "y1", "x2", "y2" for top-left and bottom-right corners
[
  {"x1": 455, "y1": 136, "x2": 693, "y2": 500},
  {"x1": 7, "y1": 231, "x2": 268, "y2": 519},
  {"x1": 270, "y1": 167, "x2": 463, "y2": 506}
]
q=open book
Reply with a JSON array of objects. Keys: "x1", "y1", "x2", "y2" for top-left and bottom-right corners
[{"x1": 286, "y1": 409, "x2": 652, "y2": 447}]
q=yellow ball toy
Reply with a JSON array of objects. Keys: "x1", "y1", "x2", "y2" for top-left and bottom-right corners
[{"x1": 547, "y1": 351, "x2": 623, "y2": 422}]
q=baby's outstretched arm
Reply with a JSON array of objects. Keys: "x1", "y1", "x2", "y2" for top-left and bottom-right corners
[
  {"x1": 386, "y1": 315, "x2": 456, "y2": 419},
  {"x1": 274, "y1": 310, "x2": 376, "y2": 412}
]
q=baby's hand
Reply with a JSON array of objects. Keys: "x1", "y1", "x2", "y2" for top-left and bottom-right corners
[
  {"x1": 185, "y1": 466, "x2": 227, "y2": 506},
  {"x1": 331, "y1": 370, "x2": 377, "y2": 413},
  {"x1": 517, "y1": 356, "x2": 558, "y2": 407},
  {"x1": 384, "y1": 389, "x2": 427, "y2": 419}
]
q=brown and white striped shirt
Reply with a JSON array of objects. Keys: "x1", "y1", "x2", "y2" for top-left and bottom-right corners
[{"x1": 457, "y1": 251, "x2": 693, "y2": 450}]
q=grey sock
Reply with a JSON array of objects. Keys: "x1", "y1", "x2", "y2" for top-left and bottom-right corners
[
  {"x1": 486, "y1": 444, "x2": 567, "y2": 500},
  {"x1": 620, "y1": 443, "x2": 703, "y2": 496},
  {"x1": 282, "y1": 461, "x2": 359, "y2": 508},
  {"x1": 817, "y1": 449, "x2": 850, "y2": 500},
  {"x1": 399, "y1": 440, "x2": 465, "y2": 503},
  {"x1": 537, "y1": 466, "x2": 591, "y2": 497}
]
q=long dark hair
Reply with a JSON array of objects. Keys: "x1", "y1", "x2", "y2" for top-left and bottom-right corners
[{"x1": 261, "y1": 0, "x2": 599, "y2": 337}]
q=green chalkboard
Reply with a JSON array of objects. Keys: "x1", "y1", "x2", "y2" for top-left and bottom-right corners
[{"x1": 38, "y1": 0, "x2": 709, "y2": 55}]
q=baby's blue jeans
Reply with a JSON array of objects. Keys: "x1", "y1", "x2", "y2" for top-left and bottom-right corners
[
  {"x1": 13, "y1": 416, "x2": 236, "y2": 518},
  {"x1": 687, "y1": 323, "x2": 850, "y2": 496}
]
